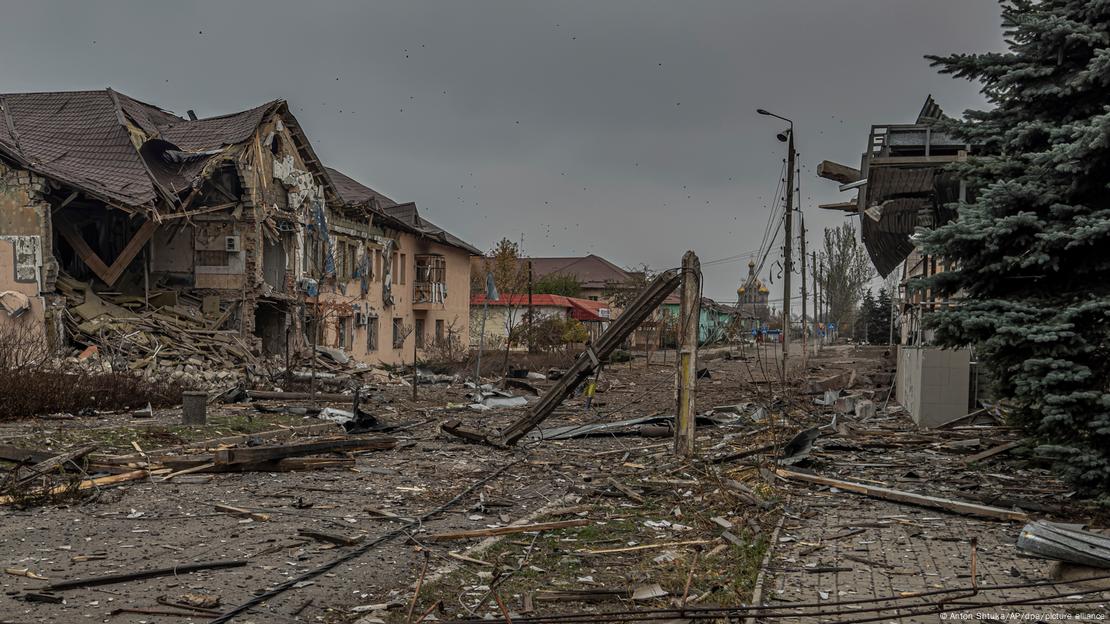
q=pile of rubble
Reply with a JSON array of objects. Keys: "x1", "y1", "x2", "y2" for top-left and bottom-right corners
[
  {"x1": 54, "y1": 274, "x2": 396, "y2": 390},
  {"x1": 56, "y1": 274, "x2": 259, "y2": 384}
]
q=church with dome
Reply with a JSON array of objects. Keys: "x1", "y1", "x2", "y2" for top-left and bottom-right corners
[{"x1": 736, "y1": 259, "x2": 772, "y2": 323}]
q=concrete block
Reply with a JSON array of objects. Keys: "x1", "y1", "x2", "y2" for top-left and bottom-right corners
[
  {"x1": 834, "y1": 393, "x2": 862, "y2": 414},
  {"x1": 855, "y1": 399, "x2": 875, "y2": 419}
]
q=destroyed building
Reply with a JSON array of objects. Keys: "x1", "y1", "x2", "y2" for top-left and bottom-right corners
[
  {"x1": 0, "y1": 89, "x2": 478, "y2": 371},
  {"x1": 819, "y1": 96, "x2": 975, "y2": 427}
]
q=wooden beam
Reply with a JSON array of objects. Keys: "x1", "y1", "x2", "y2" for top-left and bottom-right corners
[
  {"x1": 774, "y1": 468, "x2": 1029, "y2": 522},
  {"x1": 16, "y1": 445, "x2": 97, "y2": 485},
  {"x1": 963, "y1": 440, "x2": 1022, "y2": 465},
  {"x1": 212, "y1": 436, "x2": 396, "y2": 465},
  {"x1": 0, "y1": 470, "x2": 148, "y2": 505},
  {"x1": 53, "y1": 218, "x2": 158, "y2": 287},
  {"x1": 53, "y1": 218, "x2": 113, "y2": 283},
  {"x1": 427, "y1": 519, "x2": 590, "y2": 542},
  {"x1": 818, "y1": 200, "x2": 859, "y2": 213},
  {"x1": 817, "y1": 160, "x2": 861, "y2": 184},
  {"x1": 102, "y1": 218, "x2": 158, "y2": 286}
]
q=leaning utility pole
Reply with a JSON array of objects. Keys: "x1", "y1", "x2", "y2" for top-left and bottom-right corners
[
  {"x1": 799, "y1": 212, "x2": 808, "y2": 368},
  {"x1": 675, "y1": 251, "x2": 700, "y2": 457},
  {"x1": 781, "y1": 130, "x2": 795, "y2": 375}
]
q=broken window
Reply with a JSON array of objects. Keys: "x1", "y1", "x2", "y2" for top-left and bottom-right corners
[
  {"x1": 414, "y1": 254, "x2": 447, "y2": 304},
  {"x1": 435, "y1": 319, "x2": 445, "y2": 345},
  {"x1": 366, "y1": 316, "x2": 379, "y2": 352},
  {"x1": 400, "y1": 253, "x2": 407, "y2": 285},
  {"x1": 415, "y1": 318, "x2": 425, "y2": 349},
  {"x1": 392, "y1": 317, "x2": 404, "y2": 349}
]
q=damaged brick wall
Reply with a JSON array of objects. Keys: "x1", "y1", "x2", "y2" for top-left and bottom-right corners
[{"x1": 0, "y1": 160, "x2": 64, "y2": 347}]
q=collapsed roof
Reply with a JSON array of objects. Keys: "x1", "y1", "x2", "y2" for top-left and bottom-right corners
[
  {"x1": 326, "y1": 167, "x2": 480, "y2": 255},
  {"x1": 0, "y1": 88, "x2": 477, "y2": 254}
]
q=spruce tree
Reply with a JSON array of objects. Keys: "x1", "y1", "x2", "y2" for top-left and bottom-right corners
[
  {"x1": 871, "y1": 288, "x2": 892, "y2": 344},
  {"x1": 856, "y1": 290, "x2": 876, "y2": 342},
  {"x1": 922, "y1": 0, "x2": 1110, "y2": 492}
]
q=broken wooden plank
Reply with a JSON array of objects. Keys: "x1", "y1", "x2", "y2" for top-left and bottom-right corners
[
  {"x1": 427, "y1": 519, "x2": 590, "y2": 542},
  {"x1": 214, "y1": 504, "x2": 270, "y2": 522},
  {"x1": 14, "y1": 445, "x2": 97, "y2": 485},
  {"x1": 605, "y1": 478, "x2": 644, "y2": 504},
  {"x1": 963, "y1": 440, "x2": 1022, "y2": 465},
  {"x1": 447, "y1": 551, "x2": 494, "y2": 567},
  {"x1": 42, "y1": 560, "x2": 246, "y2": 591},
  {"x1": 0, "y1": 470, "x2": 148, "y2": 505},
  {"x1": 212, "y1": 437, "x2": 396, "y2": 466},
  {"x1": 158, "y1": 456, "x2": 354, "y2": 473},
  {"x1": 576, "y1": 539, "x2": 712, "y2": 555},
  {"x1": 246, "y1": 390, "x2": 354, "y2": 402},
  {"x1": 774, "y1": 468, "x2": 1029, "y2": 522},
  {"x1": 440, "y1": 419, "x2": 493, "y2": 445}
]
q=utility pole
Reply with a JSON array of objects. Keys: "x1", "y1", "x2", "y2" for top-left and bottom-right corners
[
  {"x1": 757, "y1": 108, "x2": 795, "y2": 374},
  {"x1": 799, "y1": 212, "x2": 807, "y2": 368},
  {"x1": 527, "y1": 260, "x2": 534, "y2": 355},
  {"x1": 675, "y1": 251, "x2": 700, "y2": 457},
  {"x1": 781, "y1": 130, "x2": 795, "y2": 375},
  {"x1": 811, "y1": 251, "x2": 819, "y2": 352}
]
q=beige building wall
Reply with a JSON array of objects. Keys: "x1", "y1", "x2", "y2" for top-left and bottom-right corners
[{"x1": 317, "y1": 229, "x2": 473, "y2": 367}]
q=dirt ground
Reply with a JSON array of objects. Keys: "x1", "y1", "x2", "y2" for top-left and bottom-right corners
[{"x1": 1, "y1": 344, "x2": 1106, "y2": 624}]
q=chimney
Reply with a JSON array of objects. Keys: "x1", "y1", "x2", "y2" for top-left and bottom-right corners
[{"x1": 186, "y1": 109, "x2": 198, "y2": 121}]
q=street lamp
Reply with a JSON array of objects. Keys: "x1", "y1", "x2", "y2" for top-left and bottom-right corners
[{"x1": 758, "y1": 108, "x2": 796, "y2": 375}]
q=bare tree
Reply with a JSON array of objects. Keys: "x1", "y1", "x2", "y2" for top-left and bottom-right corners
[
  {"x1": 603, "y1": 263, "x2": 654, "y2": 311},
  {"x1": 475, "y1": 238, "x2": 530, "y2": 371},
  {"x1": 821, "y1": 223, "x2": 874, "y2": 335}
]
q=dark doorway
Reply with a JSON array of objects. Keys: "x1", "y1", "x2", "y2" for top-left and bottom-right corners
[{"x1": 255, "y1": 302, "x2": 287, "y2": 356}]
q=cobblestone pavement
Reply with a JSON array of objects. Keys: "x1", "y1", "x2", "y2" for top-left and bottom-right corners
[{"x1": 756, "y1": 461, "x2": 1110, "y2": 623}]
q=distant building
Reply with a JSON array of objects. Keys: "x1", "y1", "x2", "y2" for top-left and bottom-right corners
[
  {"x1": 736, "y1": 259, "x2": 771, "y2": 323},
  {"x1": 469, "y1": 293, "x2": 610, "y2": 345},
  {"x1": 656, "y1": 295, "x2": 739, "y2": 346},
  {"x1": 471, "y1": 253, "x2": 633, "y2": 303}
]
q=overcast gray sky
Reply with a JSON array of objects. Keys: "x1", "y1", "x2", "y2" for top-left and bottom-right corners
[{"x1": 0, "y1": 1, "x2": 1004, "y2": 304}]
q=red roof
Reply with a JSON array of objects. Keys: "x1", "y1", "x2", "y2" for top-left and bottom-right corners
[{"x1": 471, "y1": 294, "x2": 610, "y2": 322}]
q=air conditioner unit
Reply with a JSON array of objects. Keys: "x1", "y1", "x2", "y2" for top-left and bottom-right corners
[{"x1": 225, "y1": 236, "x2": 241, "y2": 252}]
